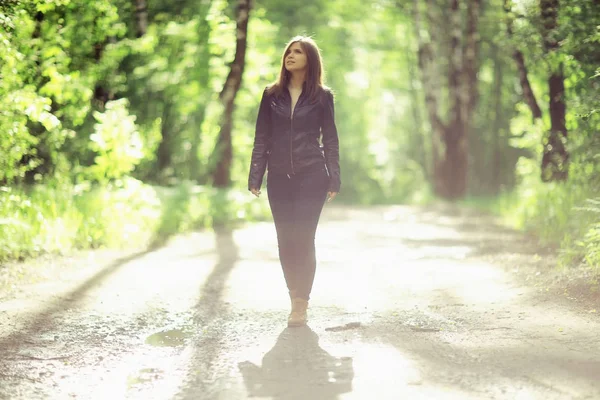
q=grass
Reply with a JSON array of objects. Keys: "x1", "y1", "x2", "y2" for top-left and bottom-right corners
[
  {"x1": 0, "y1": 178, "x2": 271, "y2": 263},
  {"x1": 459, "y1": 178, "x2": 599, "y2": 272},
  {"x1": 3, "y1": 172, "x2": 597, "y2": 274}
]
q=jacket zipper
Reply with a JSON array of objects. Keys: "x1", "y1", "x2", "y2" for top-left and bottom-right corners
[{"x1": 289, "y1": 99, "x2": 296, "y2": 176}]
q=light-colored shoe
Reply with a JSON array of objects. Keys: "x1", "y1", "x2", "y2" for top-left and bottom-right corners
[{"x1": 288, "y1": 297, "x2": 308, "y2": 327}]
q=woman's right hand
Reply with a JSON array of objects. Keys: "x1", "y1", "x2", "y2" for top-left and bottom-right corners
[{"x1": 250, "y1": 188, "x2": 261, "y2": 198}]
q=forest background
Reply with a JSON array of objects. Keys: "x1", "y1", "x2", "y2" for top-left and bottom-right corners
[{"x1": 0, "y1": 0, "x2": 598, "y2": 277}]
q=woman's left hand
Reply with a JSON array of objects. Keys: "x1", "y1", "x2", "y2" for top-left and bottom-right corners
[{"x1": 327, "y1": 192, "x2": 338, "y2": 203}]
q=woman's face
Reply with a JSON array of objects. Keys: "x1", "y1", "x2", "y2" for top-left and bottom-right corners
[{"x1": 284, "y1": 42, "x2": 308, "y2": 73}]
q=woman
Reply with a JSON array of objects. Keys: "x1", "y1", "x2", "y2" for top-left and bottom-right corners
[{"x1": 248, "y1": 36, "x2": 341, "y2": 327}]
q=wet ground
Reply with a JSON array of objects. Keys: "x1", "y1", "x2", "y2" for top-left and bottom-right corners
[{"x1": 0, "y1": 204, "x2": 599, "y2": 400}]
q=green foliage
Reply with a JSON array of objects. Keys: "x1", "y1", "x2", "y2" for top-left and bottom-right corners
[
  {"x1": 0, "y1": 9, "x2": 60, "y2": 183},
  {"x1": 467, "y1": 0, "x2": 599, "y2": 272},
  {"x1": 0, "y1": 179, "x2": 157, "y2": 260},
  {"x1": 82, "y1": 99, "x2": 144, "y2": 183},
  {"x1": 574, "y1": 198, "x2": 600, "y2": 271},
  {"x1": 484, "y1": 155, "x2": 599, "y2": 270},
  {"x1": 0, "y1": 0, "x2": 598, "y2": 272},
  {"x1": 0, "y1": 0, "x2": 131, "y2": 184},
  {"x1": 0, "y1": 180, "x2": 270, "y2": 262},
  {"x1": 70, "y1": 179, "x2": 161, "y2": 249}
]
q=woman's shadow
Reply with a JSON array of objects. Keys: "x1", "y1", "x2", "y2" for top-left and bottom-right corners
[{"x1": 238, "y1": 326, "x2": 354, "y2": 399}]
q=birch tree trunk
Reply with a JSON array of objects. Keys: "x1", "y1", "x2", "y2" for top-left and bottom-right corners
[{"x1": 212, "y1": 0, "x2": 251, "y2": 187}]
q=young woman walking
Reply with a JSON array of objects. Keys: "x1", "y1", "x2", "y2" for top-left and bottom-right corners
[{"x1": 248, "y1": 36, "x2": 341, "y2": 327}]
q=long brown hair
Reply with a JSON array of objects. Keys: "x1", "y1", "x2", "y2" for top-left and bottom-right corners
[{"x1": 267, "y1": 36, "x2": 326, "y2": 103}]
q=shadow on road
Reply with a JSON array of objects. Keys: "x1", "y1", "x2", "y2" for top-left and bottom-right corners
[
  {"x1": 0, "y1": 193, "x2": 195, "y2": 355},
  {"x1": 366, "y1": 317, "x2": 600, "y2": 397},
  {"x1": 238, "y1": 326, "x2": 354, "y2": 400},
  {"x1": 0, "y1": 248, "x2": 158, "y2": 354},
  {"x1": 176, "y1": 228, "x2": 355, "y2": 399},
  {"x1": 176, "y1": 226, "x2": 240, "y2": 399},
  {"x1": 400, "y1": 236, "x2": 545, "y2": 259},
  {"x1": 319, "y1": 204, "x2": 599, "y2": 397},
  {"x1": 193, "y1": 226, "x2": 239, "y2": 322}
]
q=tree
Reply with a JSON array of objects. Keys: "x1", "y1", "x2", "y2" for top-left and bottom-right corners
[
  {"x1": 539, "y1": 0, "x2": 568, "y2": 182},
  {"x1": 413, "y1": 0, "x2": 481, "y2": 199},
  {"x1": 211, "y1": 0, "x2": 252, "y2": 187},
  {"x1": 504, "y1": 0, "x2": 569, "y2": 182},
  {"x1": 504, "y1": 0, "x2": 542, "y2": 120}
]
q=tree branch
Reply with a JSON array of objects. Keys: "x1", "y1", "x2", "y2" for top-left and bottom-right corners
[{"x1": 504, "y1": 0, "x2": 542, "y2": 120}]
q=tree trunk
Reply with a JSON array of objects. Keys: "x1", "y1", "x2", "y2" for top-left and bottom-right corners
[
  {"x1": 464, "y1": 0, "x2": 480, "y2": 120},
  {"x1": 92, "y1": 39, "x2": 113, "y2": 111},
  {"x1": 504, "y1": 0, "x2": 542, "y2": 120},
  {"x1": 491, "y1": 47, "x2": 504, "y2": 191},
  {"x1": 189, "y1": 3, "x2": 213, "y2": 183},
  {"x1": 540, "y1": 0, "x2": 568, "y2": 181},
  {"x1": 541, "y1": 66, "x2": 569, "y2": 181},
  {"x1": 134, "y1": 0, "x2": 148, "y2": 38},
  {"x1": 156, "y1": 104, "x2": 173, "y2": 180},
  {"x1": 406, "y1": 44, "x2": 429, "y2": 180},
  {"x1": 440, "y1": 0, "x2": 468, "y2": 199},
  {"x1": 414, "y1": 0, "x2": 444, "y2": 190},
  {"x1": 414, "y1": 0, "x2": 480, "y2": 199},
  {"x1": 425, "y1": 0, "x2": 444, "y2": 117},
  {"x1": 211, "y1": 0, "x2": 251, "y2": 187},
  {"x1": 463, "y1": 0, "x2": 481, "y2": 194},
  {"x1": 514, "y1": 51, "x2": 543, "y2": 120},
  {"x1": 23, "y1": 10, "x2": 48, "y2": 184},
  {"x1": 189, "y1": 107, "x2": 206, "y2": 181}
]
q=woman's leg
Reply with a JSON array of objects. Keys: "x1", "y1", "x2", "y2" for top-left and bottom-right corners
[
  {"x1": 267, "y1": 168, "x2": 328, "y2": 300},
  {"x1": 266, "y1": 173, "x2": 297, "y2": 293},
  {"x1": 290, "y1": 167, "x2": 329, "y2": 300}
]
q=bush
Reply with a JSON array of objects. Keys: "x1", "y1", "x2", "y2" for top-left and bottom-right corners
[
  {"x1": 82, "y1": 99, "x2": 145, "y2": 183},
  {"x1": 487, "y1": 157, "x2": 599, "y2": 270},
  {"x1": 574, "y1": 198, "x2": 600, "y2": 271},
  {"x1": 0, "y1": 179, "x2": 270, "y2": 262}
]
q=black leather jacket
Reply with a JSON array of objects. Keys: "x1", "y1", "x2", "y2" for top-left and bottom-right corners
[{"x1": 248, "y1": 85, "x2": 341, "y2": 192}]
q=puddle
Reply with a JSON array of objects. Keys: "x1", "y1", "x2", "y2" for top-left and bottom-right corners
[{"x1": 145, "y1": 329, "x2": 189, "y2": 347}]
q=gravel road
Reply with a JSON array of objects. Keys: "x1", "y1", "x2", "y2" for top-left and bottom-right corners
[{"x1": 0, "y1": 204, "x2": 598, "y2": 400}]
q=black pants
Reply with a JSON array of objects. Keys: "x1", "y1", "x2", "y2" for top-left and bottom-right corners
[{"x1": 267, "y1": 167, "x2": 329, "y2": 301}]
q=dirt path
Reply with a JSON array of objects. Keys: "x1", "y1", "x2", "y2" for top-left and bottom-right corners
[{"x1": 0, "y1": 204, "x2": 598, "y2": 400}]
